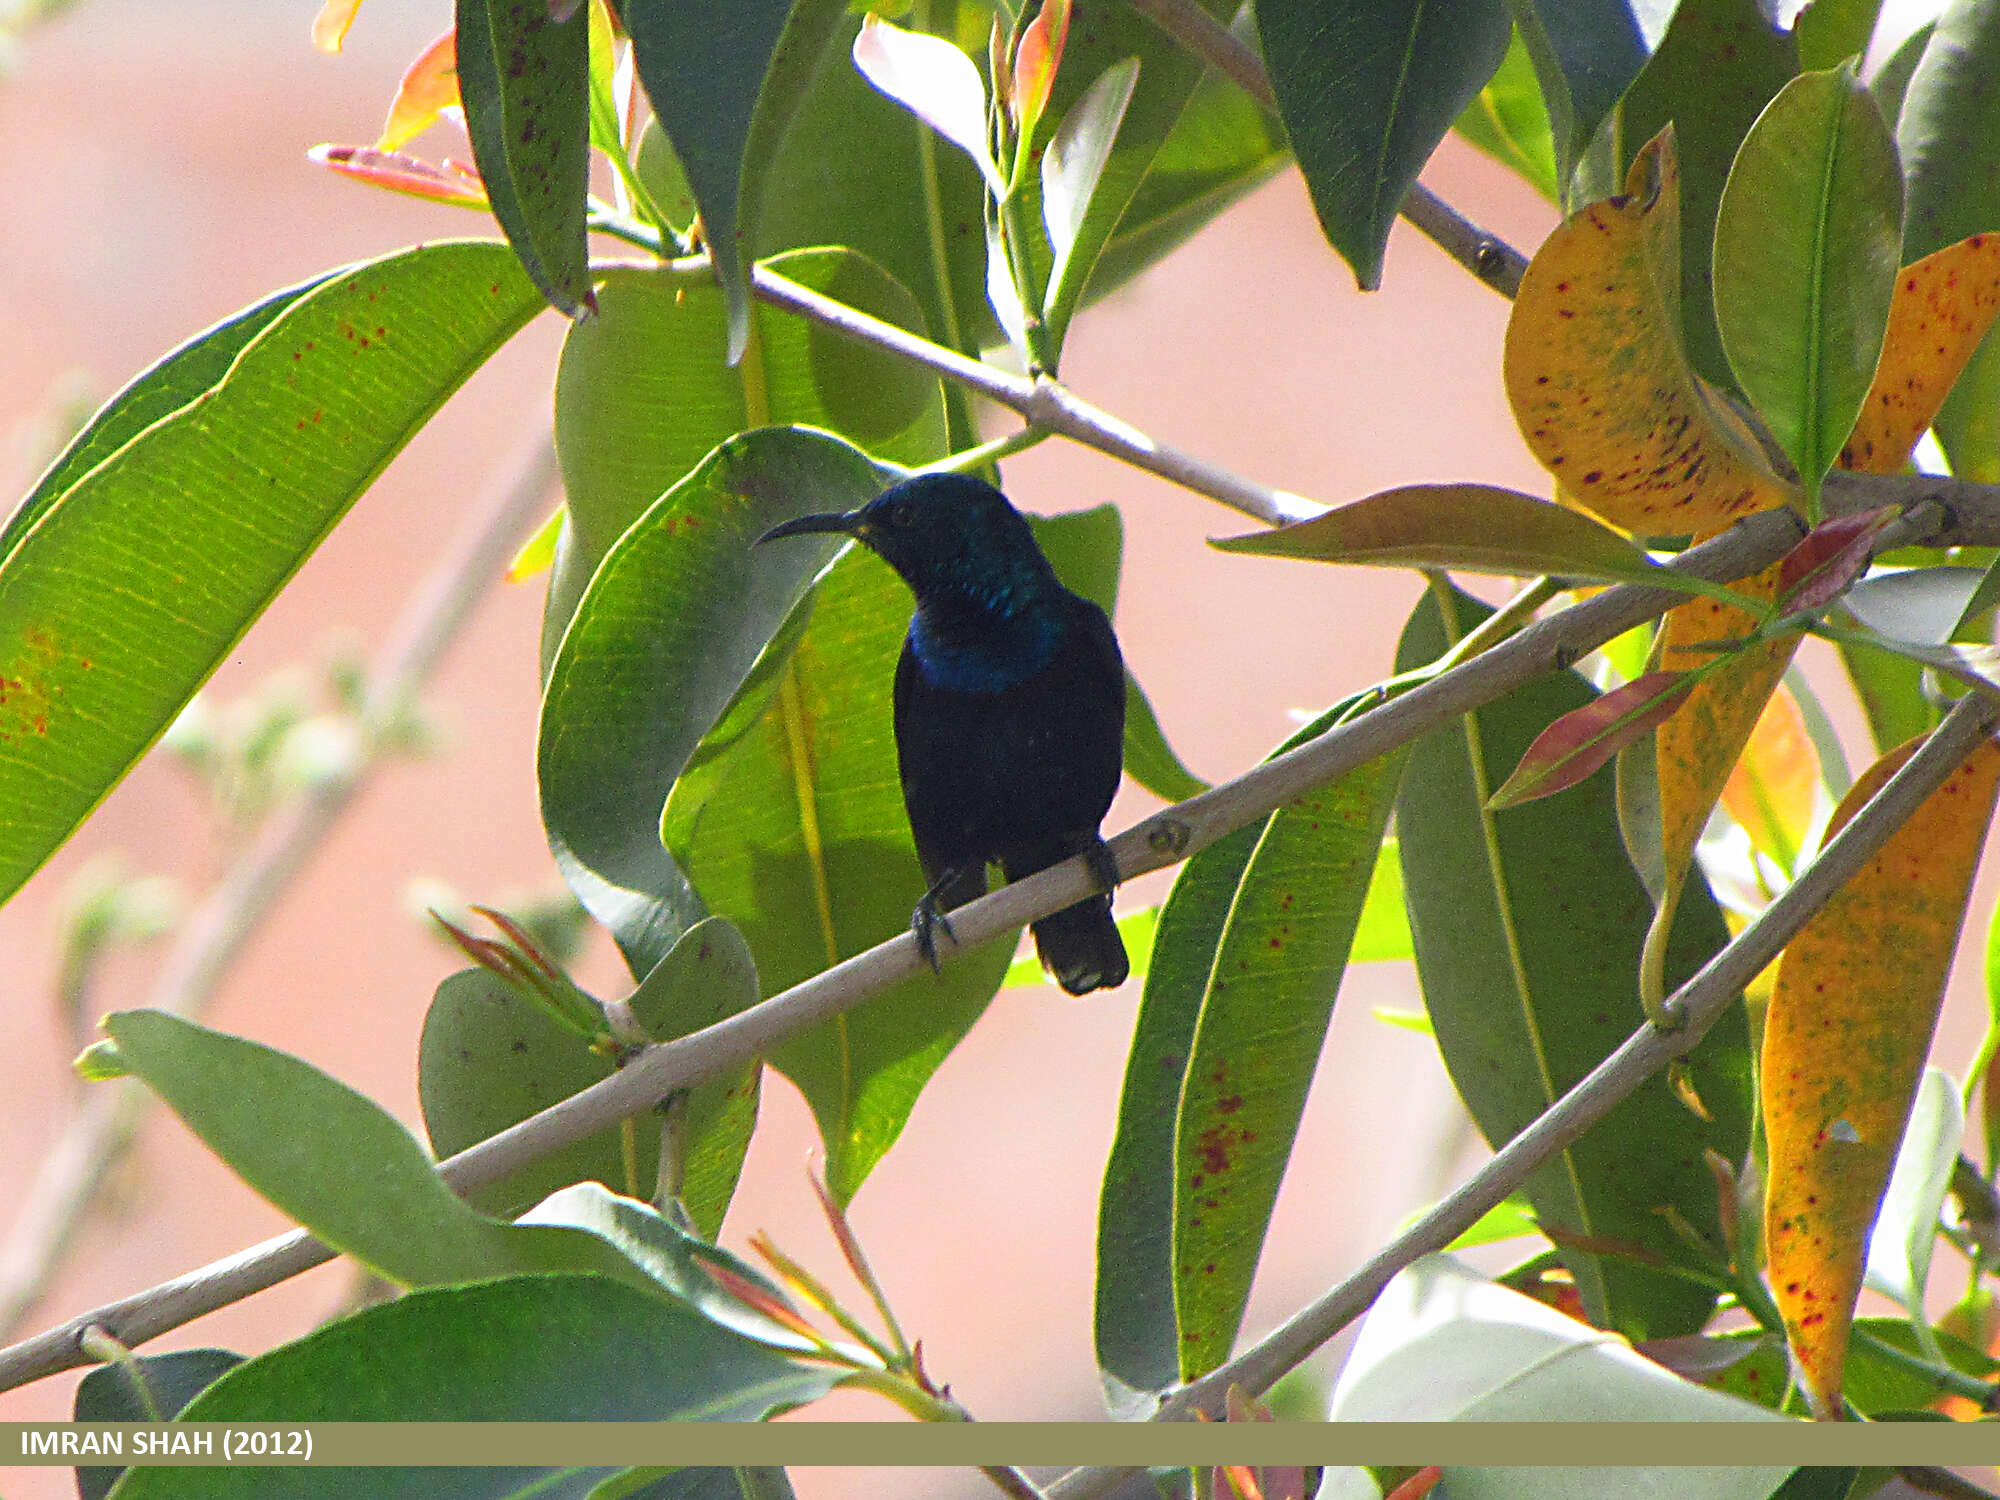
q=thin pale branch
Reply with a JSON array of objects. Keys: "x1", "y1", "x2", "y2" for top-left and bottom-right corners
[
  {"x1": 0, "y1": 429, "x2": 559, "y2": 1342},
  {"x1": 1119, "y1": 0, "x2": 1530, "y2": 298}
]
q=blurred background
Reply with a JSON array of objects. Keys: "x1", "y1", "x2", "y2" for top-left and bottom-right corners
[{"x1": 0, "y1": 2, "x2": 1988, "y2": 1495}]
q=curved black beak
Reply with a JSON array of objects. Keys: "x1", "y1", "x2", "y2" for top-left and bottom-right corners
[{"x1": 756, "y1": 510, "x2": 861, "y2": 545}]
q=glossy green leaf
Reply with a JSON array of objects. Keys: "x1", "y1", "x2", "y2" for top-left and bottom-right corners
[
  {"x1": 1041, "y1": 58, "x2": 1141, "y2": 347},
  {"x1": 539, "y1": 429, "x2": 931, "y2": 980},
  {"x1": 1705, "y1": 1316, "x2": 2000, "y2": 1416},
  {"x1": 1862, "y1": 1067, "x2": 1962, "y2": 1329},
  {"x1": 1452, "y1": 26, "x2": 1561, "y2": 204},
  {"x1": 1395, "y1": 584, "x2": 1752, "y2": 1341},
  {"x1": 545, "y1": 250, "x2": 945, "y2": 668},
  {"x1": 100, "y1": 1011, "x2": 654, "y2": 1294},
  {"x1": 660, "y1": 538, "x2": 1012, "y2": 1204},
  {"x1": 0, "y1": 272, "x2": 334, "y2": 566},
  {"x1": 1619, "y1": 0, "x2": 1800, "y2": 389},
  {"x1": 0, "y1": 241, "x2": 542, "y2": 910},
  {"x1": 1713, "y1": 66, "x2": 1903, "y2": 504},
  {"x1": 1256, "y1": 0, "x2": 1511, "y2": 288},
  {"x1": 1096, "y1": 820, "x2": 1262, "y2": 1415},
  {"x1": 1210, "y1": 483, "x2": 1665, "y2": 583},
  {"x1": 76, "y1": 1349, "x2": 241, "y2": 1500},
  {"x1": 114, "y1": 1277, "x2": 841, "y2": 1498},
  {"x1": 622, "y1": 0, "x2": 819, "y2": 361},
  {"x1": 1029, "y1": 503, "x2": 1207, "y2": 803},
  {"x1": 1172, "y1": 721, "x2": 1407, "y2": 1378},
  {"x1": 1797, "y1": 0, "x2": 1885, "y2": 72},
  {"x1": 454, "y1": 0, "x2": 593, "y2": 316},
  {"x1": 1835, "y1": 628, "x2": 1939, "y2": 752},
  {"x1": 420, "y1": 917, "x2": 761, "y2": 1236},
  {"x1": 1870, "y1": 21, "x2": 1934, "y2": 135},
  {"x1": 1508, "y1": 0, "x2": 1667, "y2": 195}
]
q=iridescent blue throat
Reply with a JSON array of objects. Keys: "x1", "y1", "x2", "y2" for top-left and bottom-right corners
[{"x1": 907, "y1": 592, "x2": 1063, "y2": 693}]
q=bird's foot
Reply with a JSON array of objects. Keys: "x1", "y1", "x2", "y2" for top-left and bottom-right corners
[
  {"x1": 1083, "y1": 838, "x2": 1121, "y2": 896},
  {"x1": 911, "y1": 871, "x2": 966, "y2": 973}
]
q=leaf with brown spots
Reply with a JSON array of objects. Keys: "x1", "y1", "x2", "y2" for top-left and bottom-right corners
[
  {"x1": 1840, "y1": 234, "x2": 2000, "y2": 474},
  {"x1": 1156, "y1": 703, "x2": 1407, "y2": 1381},
  {"x1": 1504, "y1": 127, "x2": 1794, "y2": 535},
  {"x1": 1763, "y1": 735, "x2": 2000, "y2": 1417}
]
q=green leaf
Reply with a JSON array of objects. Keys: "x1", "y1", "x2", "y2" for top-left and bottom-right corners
[
  {"x1": 1835, "y1": 626, "x2": 1940, "y2": 752},
  {"x1": 1508, "y1": 0, "x2": 1666, "y2": 196},
  {"x1": 1395, "y1": 584, "x2": 1753, "y2": 1341},
  {"x1": 1862, "y1": 1067, "x2": 1963, "y2": 1329},
  {"x1": 419, "y1": 917, "x2": 762, "y2": 1237},
  {"x1": 1618, "y1": 0, "x2": 1800, "y2": 389},
  {"x1": 1713, "y1": 65, "x2": 1903, "y2": 505},
  {"x1": 0, "y1": 241, "x2": 542, "y2": 910},
  {"x1": 1443, "y1": 1194, "x2": 1540, "y2": 1250},
  {"x1": 1452, "y1": 26, "x2": 1561, "y2": 204},
  {"x1": 1172, "y1": 718, "x2": 1408, "y2": 1379},
  {"x1": 537, "y1": 424, "x2": 915, "y2": 975},
  {"x1": 1096, "y1": 820, "x2": 1261, "y2": 1415},
  {"x1": 1255, "y1": 0, "x2": 1511, "y2": 289},
  {"x1": 1029, "y1": 504, "x2": 1208, "y2": 803},
  {"x1": 660, "y1": 538, "x2": 1011, "y2": 1204},
  {"x1": 1353, "y1": 836, "x2": 1414, "y2": 963},
  {"x1": 545, "y1": 250, "x2": 946, "y2": 668},
  {"x1": 1797, "y1": 0, "x2": 1886, "y2": 72},
  {"x1": 0, "y1": 272, "x2": 335, "y2": 567},
  {"x1": 622, "y1": 0, "x2": 822, "y2": 362},
  {"x1": 1869, "y1": 19, "x2": 1934, "y2": 134},
  {"x1": 1041, "y1": 58, "x2": 1141, "y2": 348},
  {"x1": 76, "y1": 1349, "x2": 241, "y2": 1500},
  {"x1": 113, "y1": 1277, "x2": 842, "y2": 1498},
  {"x1": 100, "y1": 1011, "x2": 657, "y2": 1294},
  {"x1": 1210, "y1": 483, "x2": 1666, "y2": 583},
  {"x1": 454, "y1": 0, "x2": 593, "y2": 317}
]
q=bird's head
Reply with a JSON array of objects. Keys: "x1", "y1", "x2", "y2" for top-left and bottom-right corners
[{"x1": 757, "y1": 472, "x2": 1053, "y2": 608}]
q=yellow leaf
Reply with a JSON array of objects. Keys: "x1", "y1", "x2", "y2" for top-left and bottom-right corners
[
  {"x1": 1720, "y1": 681, "x2": 1821, "y2": 878},
  {"x1": 506, "y1": 504, "x2": 566, "y2": 583},
  {"x1": 1763, "y1": 735, "x2": 2000, "y2": 1417},
  {"x1": 378, "y1": 30, "x2": 460, "y2": 153},
  {"x1": 1504, "y1": 127, "x2": 1793, "y2": 534},
  {"x1": 1842, "y1": 234, "x2": 2000, "y2": 474},
  {"x1": 311, "y1": 0, "x2": 365, "y2": 54}
]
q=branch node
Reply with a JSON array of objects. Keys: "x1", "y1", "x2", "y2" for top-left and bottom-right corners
[{"x1": 1145, "y1": 817, "x2": 1192, "y2": 856}]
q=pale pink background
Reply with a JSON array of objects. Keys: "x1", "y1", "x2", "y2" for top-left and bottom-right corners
[{"x1": 0, "y1": 4, "x2": 1992, "y2": 1496}]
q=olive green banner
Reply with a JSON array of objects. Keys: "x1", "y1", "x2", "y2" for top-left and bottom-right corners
[{"x1": 6, "y1": 1421, "x2": 2000, "y2": 1467}]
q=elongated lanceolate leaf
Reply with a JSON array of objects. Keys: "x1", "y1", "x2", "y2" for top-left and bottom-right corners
[
  {"x1": 75, "y1": 1349, "x2": 244, "y2": 1500},
  {"x1": 377, "y1": 29, "x2": 460, "y2": 152},
  {"x1": 1256, "y1": 0, "x2": 1511, "y2": 289},
  {"x1": 455, "y1": 0, "x2": 593, "y2": 317},
  {"x1": 1489, "y1": 671, "x2": 1694, "y2": 809},
  {"x1": 1043, "y1": 59, "x2": 1140, "y2": 331},
  {"x1": 1508, "y1": 0, "x2": 1667, "y2": 194},
  {"x1": 1210, "y1": 483, "x2": 1662, "y2": 583},
  {"x1": 1397, "y1": 585, "x2": 1752, "y2": 1340},
  {"x1": 1862, "y1": 1067, "x2": 1962, "y2": 1329},
  {"x1": 1713, "y1": 65, "x2": 1903, "y2": 507},
  {"x1": 1764, "y1": 736, "x2": 2000, "y2": 1416},
  {"x1": 0, "y1": 241, "x2": 542, "y2": 910},
  {"x1": 1452, "y1": 27, "x2": 1560, "y2": 204}
]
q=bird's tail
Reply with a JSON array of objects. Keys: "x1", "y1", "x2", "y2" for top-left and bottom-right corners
[{"x1": 1033, "y1": 894, "x2": 1128, "y2": 996}]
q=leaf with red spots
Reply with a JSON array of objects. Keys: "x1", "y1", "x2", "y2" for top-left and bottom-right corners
[
  {"x1": 1763, "y1": 734, "x2": 2000, "y2": 1417},
  {"x1": 0, "y1": 242, "x2": 542, "y2": 910},
  {"x1": 1397, "y1": 584, "x2": 1753, "y2": 1340},
  {"x1": 454, "y1": 0, "x2": 593, "y2": 317},
  {"x1": 1503, "y1": 127, "x2": 1794, "y2": 535},
  {"x1": 1489, "y1": 671, "x2": 1693, "y2": 810},
  {"x1": 1169, "y1": 707, "x2": 1408, "y2": 1379}
]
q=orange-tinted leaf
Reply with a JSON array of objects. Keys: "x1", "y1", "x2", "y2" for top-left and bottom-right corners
[
  {"x1": 1209, "y1": 483, "x2": 1662, "y2": 582},
  {"x1": 1720, "y1": 682, "x2": 1821, "y2": 877},
  {"x1": 307, "y1": 144, "x2": 489, "y2": 208},
  {"x1": 1490, "y1": 672, "x2": 1693, "y2": 809},
  {"x1": 1841, "y1": 233, "x2": 2000, "y2": 474},
  {"x1": 312, "y1": 0, "x2": 364, "y2": 54},
  {"x1": 1013, "y1": 0, "x2": 1070, "y2": 140},
  {"x1": 1776, "y1": 508, "x2": 1895, "y2": 613},
  {"x1": 378, "y1": 29, "x2": 460, "y2": 152},
  {"x1": 1504, "y1": 127, "x2": 1792, "y2": 534},
  {"x1": 1384, "y1": 1470, "x2": 1443, "y2": 1500},
  {"x1": 1763, "y1": 735, "x2": 2000, "y2": 1417}
]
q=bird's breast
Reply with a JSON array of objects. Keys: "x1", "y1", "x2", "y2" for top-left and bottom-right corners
[{"x1": 906, "y1": 606, "x2": 1061, "y2": 694}]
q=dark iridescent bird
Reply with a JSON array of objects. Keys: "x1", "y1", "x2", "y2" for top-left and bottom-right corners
[{"x1": 759, "y1": 472, "x2": 1129, "y2": 994}]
